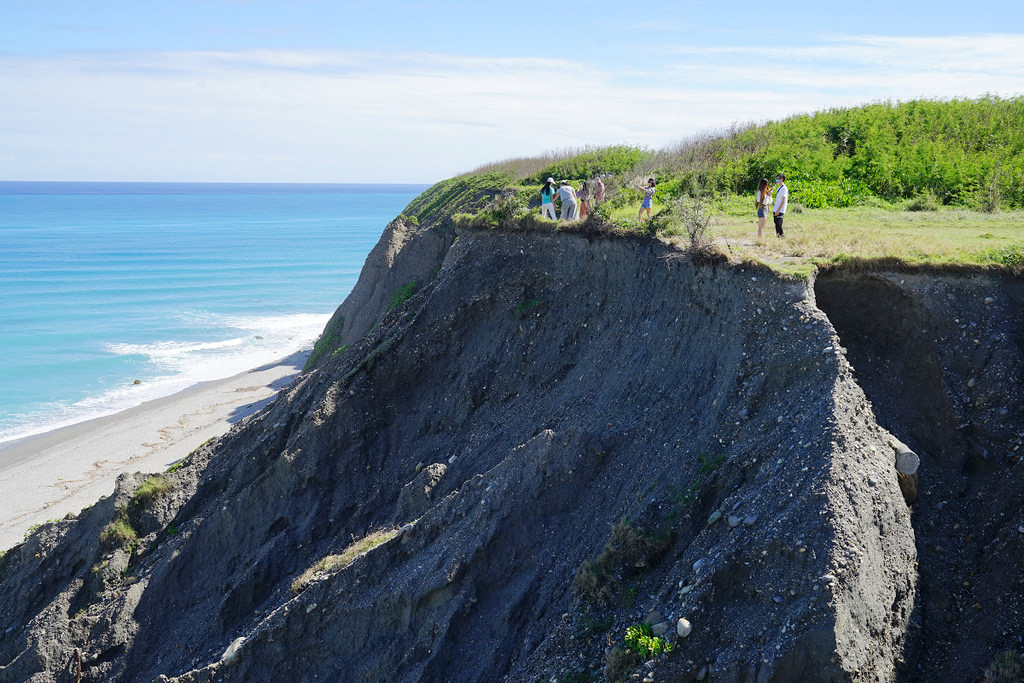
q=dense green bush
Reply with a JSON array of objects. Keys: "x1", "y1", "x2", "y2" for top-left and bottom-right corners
[
  {"x1": 624, "y1": 622, "x2": 673, "y2": 658},
  {"x1": 648, "y1": 96, "x2": 1024, "y2": 209},
  {"x1": 525, "y1": 145, "x2": 652, "y2": 184},
  {"x1": 448, "y1": 97, "x2": 1024, "y2": 216}
]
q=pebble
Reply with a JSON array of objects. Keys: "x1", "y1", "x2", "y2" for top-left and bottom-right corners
[
  {"x1": 967, "y1": 378, "x2": 977, "y2": 388},
  {"x1": 707, "y1": 510, "x2": 722, "y2": 525},
  {"x1": 984, "y1": 297, "x2": 995, "y2": 304},
  {"x1": 1018, "y1": 525, "x2": 1024, "y2": 534},
  {"x1": 652, "y1": 621, "x2": 670, "y2": 637},
  {"x1": 696, "y1": 665, "x2": 708, "y2": 680},
  {"x1": 693, "y1": 558, "x2": 705, "y2": 572},
  {"x1": 743, "y1": 514, "x2": 759, "y2": 526},
  {"x1": 677, "y1": 617, "x2": 693, "y2": 637},
  {"x1": 773, "y1": 595, "x2": 783, "y2": 603},
  {"x1": 728, "y1": 515, "x2": 742, "y2": 528}
]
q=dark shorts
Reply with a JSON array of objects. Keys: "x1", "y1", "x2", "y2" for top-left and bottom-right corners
[{"x1": 757, "y1": 207, "x2": 768, "y2": 218}]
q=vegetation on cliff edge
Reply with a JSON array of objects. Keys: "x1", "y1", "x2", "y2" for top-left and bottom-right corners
[{"x1": 397, "y1": 96, "x2": 1024, "y2": 275}]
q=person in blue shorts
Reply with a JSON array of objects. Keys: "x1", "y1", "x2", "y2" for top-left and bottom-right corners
[{"x1": 637, "y1": 178, "x2": 655, "y2": 220}]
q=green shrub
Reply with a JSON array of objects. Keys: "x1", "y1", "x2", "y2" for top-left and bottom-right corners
[
  {"x1": 133, "y1": 475, "x2": 173, "y2": 507},
  {"x1": 572, "y1": 518, "x2": 672, "y2": 605},
  {"x1": 526, "y1": 145, "x2": 651, "y2": 185},
  {"x1": 304, "y1": 315, "x2": 345, "y2": 371},
  {"x1": 624, "y1": 622, "x2": 674, "y2": 658},
  {"x1": 100, "y1": 516, "x2": 137, "y2": 548},
  {"x1": 492, "y1": 188, "x2": 531, "y2": 226},
  {"x1": 983, "y1": 649, "x2": 1023, "y2": 682},
  {"x1": 603, "y1": 645, "x2": 639, "y2": 683},
  {"x1": 388, "y1": 280, "x2": 420, "y2": 311},
  {"x1": 905, "y1": 193, "x2": 940, "y2": 212},
  {"x1": 977, "y1": 240, "x2": 1024, "y2": 267},
  {"x1": 515, "y1": 298, "x2": 543, "y2": 316}
]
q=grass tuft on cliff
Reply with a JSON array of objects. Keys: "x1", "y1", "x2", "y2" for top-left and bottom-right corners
[{"x1": 291, "y1": 528, "x2": 399, "y2": 593}]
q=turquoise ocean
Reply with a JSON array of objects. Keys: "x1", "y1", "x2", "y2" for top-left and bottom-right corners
[{"x1": 0, "y1": 182, "x2": 428, "y2": 446}]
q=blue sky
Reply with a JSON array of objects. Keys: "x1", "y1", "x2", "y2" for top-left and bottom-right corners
[{"x1": 2, "y1": 1, "x2": 1022, "y2": 183}]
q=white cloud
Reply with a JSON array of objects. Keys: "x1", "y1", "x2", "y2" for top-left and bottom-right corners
[
  {"x1": 657, "y1": 33, "x2": 1024, "y2": 93},
  {"x1": 1, "y1": 37, "x2": 1021, "y2": 182}
]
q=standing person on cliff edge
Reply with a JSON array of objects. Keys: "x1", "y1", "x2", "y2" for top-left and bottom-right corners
[
  {"x1": 593, "y1": 174, "x2": 606, "y2": 207},
  {"x1": 556, "y1": 180, "x2": 578, "y2": 221},
  {"x1": 755, "y1": 177, "x2": 771, "y2": 240},
  {"x1": 540, "y1": 177, "x2": 558, "y2": 220},
  {"x1": 637, "y1": 178, "x2": 655, "y2": 220},
  {"x1": 773, "y1": 173, "x2": 788, "y2": 237},
  {"x1": 577, "y1": 178, "x2": 591, "y2": 218}
]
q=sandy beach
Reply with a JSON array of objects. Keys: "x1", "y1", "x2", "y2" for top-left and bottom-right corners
[{"x1": 0, "y1": 352, "x2": 307, "y2": 551}]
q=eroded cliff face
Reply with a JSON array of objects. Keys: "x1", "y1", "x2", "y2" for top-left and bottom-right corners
[
  {"x1": 0, "y1": 220, "x2": 1019, "y2": 683},
  {"x1": 815, "y1": 272, "x2": 1024, "y2": 680}
]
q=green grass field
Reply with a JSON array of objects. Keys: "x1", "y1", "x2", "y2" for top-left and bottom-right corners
[
  {"x1": 570, "y1": 198, "x2": 1023, "y2": 279},
  {"x1": 703, "y1": 204, "x2": 1024, "y2": 274}
]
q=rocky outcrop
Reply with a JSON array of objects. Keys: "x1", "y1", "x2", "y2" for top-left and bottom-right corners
[
  {"x1": 320, "y1": 216, "x2": 455, "y2": 353},
  {"x1": 1, "y1": 221, "x2": 1021, "y2": 682}
]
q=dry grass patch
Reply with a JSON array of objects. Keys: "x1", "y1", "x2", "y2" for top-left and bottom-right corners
[{"x1": 291, "y1": 528, "x2": 399, "y2": 593}]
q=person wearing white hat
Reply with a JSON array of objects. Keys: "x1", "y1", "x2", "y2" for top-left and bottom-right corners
[{"x1": 540, "y1": 177, "x2": 557, "y2": 220}]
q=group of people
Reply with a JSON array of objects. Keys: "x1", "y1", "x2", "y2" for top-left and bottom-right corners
[
  {"x1": 540, "y1": 175, "x2": 606, "y2": 222},
  {"x1": 755, "y1": 173, "x2": 788, "y2": 238},
  {"x1": 538, "y1": 171, "x2": 790, "y2": 238}
]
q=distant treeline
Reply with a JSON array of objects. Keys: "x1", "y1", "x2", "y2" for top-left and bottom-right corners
[{"x1": 462, "y1": 96, "x2": 1024, "y2": 211}]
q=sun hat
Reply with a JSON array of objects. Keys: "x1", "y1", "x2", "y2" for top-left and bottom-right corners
[{"x1": 546, "y1": 177, "x2": 555, "y2": 183}]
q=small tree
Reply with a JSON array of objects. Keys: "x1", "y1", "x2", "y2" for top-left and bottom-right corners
[{"x1": 670, "y1": 195, "x2": 714, "y2": 254}]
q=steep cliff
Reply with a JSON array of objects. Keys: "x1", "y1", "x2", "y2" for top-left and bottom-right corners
[{"x1": 1, "y1": 211, "x2": 1022, "y2": 682}]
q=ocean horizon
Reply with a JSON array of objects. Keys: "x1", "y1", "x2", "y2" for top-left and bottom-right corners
[{"x1": 0, "y1": 181, "x2": 429, "y2": 447}]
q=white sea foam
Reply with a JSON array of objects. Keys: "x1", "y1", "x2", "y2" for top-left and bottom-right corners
[{"x1": 0, "y1": 312, "x2": 330, "y2": 447}]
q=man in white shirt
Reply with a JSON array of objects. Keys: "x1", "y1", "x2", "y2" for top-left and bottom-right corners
[{"x1": 773, "y1": 173, "x2": 788, "y2": 237}]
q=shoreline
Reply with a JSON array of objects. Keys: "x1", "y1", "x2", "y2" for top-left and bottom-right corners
[{"x1": 0, "y1": 351, "x2": 308, "y2": 551}]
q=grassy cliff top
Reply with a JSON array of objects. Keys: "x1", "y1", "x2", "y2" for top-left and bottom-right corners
[{"x1": 400, "y1": 96, "x2": 1024, "y2": 277}]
